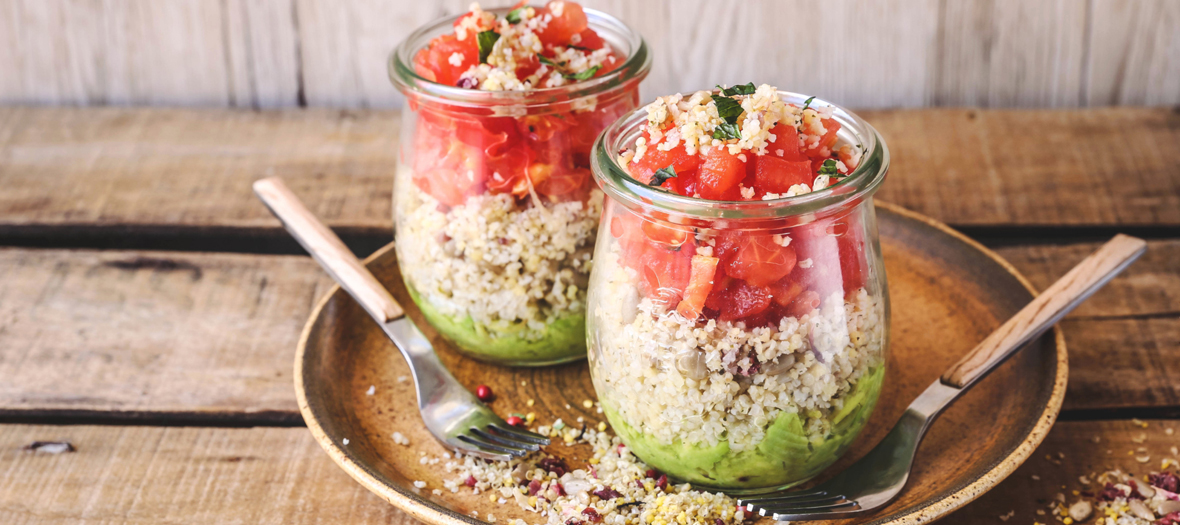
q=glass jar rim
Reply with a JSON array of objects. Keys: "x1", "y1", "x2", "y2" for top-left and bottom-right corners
[
  {"x1": 591, "y1": 90, "x2": 890, "y2": 221},
  {"x1": 388, "y1": 6, "x2": 651, "y2": 110}
]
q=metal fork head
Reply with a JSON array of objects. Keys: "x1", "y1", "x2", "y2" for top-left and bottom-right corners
[
  {"x1": 383, "y1": 318, "x2": 550, "y2": 461},
  {"x1": 738, "y1": 380, "x2": 959, "y2": 521}
]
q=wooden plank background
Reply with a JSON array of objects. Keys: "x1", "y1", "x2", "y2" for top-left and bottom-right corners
[{"x1": 2, "y1": 0, "x2": 1179, "y2": 109}]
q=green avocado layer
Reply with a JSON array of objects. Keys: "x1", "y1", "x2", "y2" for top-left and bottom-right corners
[
  {"x1": 603, "y1": 366, "x2": 885, "y2": 490},
  {"x1": 406, "y1": 285, "x2": 586, "y2": 366}
]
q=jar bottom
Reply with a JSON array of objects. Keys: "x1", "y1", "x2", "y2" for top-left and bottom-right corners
[{"x1": 404, "y1": 284, "x2": 587, "y2": 367}]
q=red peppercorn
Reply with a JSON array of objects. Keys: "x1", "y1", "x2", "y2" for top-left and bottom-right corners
[
  {"x1": 506, "y1": 415, "x2": 524, "y2": 427},
  {"x1": 581, "y1": 508, "x2": 603, "y2": 523},
  {"x1": 476, "y1": 385, "x2": 494, "y2": 402},
  {"x1": 464, "y1": 475, "x2": 476, "y2": 487}
]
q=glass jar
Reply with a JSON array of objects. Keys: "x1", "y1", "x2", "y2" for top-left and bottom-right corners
[
  {"x1": 587, "y1": 92, "x2": 890, "y2": 491},
  {"x1": 388, "y1": 7, "x2": 649, "y2": 366}
]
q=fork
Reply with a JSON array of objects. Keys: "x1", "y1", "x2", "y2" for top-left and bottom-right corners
[
  {"x1": 740, "y1": 234, "x2": 1147, "y2": 521},
  {"x1": 254, "y1": 177, "x2": 550, "y2": 461}
]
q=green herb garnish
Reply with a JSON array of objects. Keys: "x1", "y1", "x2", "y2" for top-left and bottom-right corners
[
  {"x1": 537, "y1": 55, "x2": 564, "y2": 68},
  {"x1": 649, "y1": 165, "x2": 678, "y2": 187},
  {"x1": 505, "y1": 7, "x2": 524, "y2": 23},
  {"x1": 564, "y1": 65, "x2": 600, "y2": 81},
  {"x1": 817, "y1": 158, "x2": 839, "y2": 176},
  {"x1": 712, "y1": 122, "x2": 741, "y2": 141},
  {"x1": 717, "y1": 82, "x2": 757, "y2": 96},
  {"x1": 713, "y1": 96, "x2": 744, "y2": 125},
  {"x1": 801, "y1": 96, "x2": 816, "y2": 112},
  {"x1": 477, "y1": 30, "x2": 500, "y2": 64}
]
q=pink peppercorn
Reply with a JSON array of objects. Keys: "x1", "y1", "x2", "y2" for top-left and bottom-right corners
[
  {"x1": 656, "y1": 474, "x2": 668, "y2": 491},
  {"x1": 464, "y1": 476, "x2": 476, "y2": 487},
  {"x1": 475, "y1": 385, "x2": 494, "y2": 402},
  {"x1": 506, "y1": 415, "x2": 523, "y2": 426}
]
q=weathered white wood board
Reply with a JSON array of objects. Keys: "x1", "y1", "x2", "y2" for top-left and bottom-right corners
[{"x1": 0, "y1": 0, "x2": 1177, "y2": 108}]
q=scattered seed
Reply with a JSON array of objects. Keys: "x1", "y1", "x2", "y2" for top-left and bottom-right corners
[
  {"x1": 506, "y1": 416, "x2": 524, "y2": 427},
  {"x1": 476, "y1": 385, "x2": 494, "y2": 402}
]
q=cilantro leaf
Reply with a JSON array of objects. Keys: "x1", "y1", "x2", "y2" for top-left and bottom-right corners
[
  {"x1": 477, "y1": 30, "x2": 500, "y2": 64},
  {"x1": 817, "y1": 158, "x2": 839, "y2": 176},
  {"x1": 505, "y1": 7, "x2": 524, "y2": 24},
  {"x1": 712, "y1": 122, "x2": 741, "y2": 141},
  {"x1": 537, "y1": 55, "x2": 563, "y2": 68},
  {"x1": 713, "y1": 96, "x2": 743, "y2": 125},
  {"x1": 800, "y1": 96, "x2": 816, "y2": 112},
  {"x1": 649, "y1": 165, "x2": 677, "y2": 187},
  {"x1": 564, "y1": 65, "x2": 600, "y2": 81},
  {"x1": 717, "y1": 82, "x2": 757, "y2": 96}
]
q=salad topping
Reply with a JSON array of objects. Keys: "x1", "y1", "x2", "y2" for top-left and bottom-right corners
[{"x1": 414, "y1": 1, "x2": 619, "y2": 91}]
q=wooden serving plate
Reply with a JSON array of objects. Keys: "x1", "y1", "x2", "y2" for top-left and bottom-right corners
[{"x1": 295, "y1": 202, "x2": 1066, "y2": 525}]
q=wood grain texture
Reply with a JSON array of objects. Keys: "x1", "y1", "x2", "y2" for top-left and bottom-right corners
[
  {"x1": 0, "y1": 236, "x2": 1174, "y2": 419},
  {"x1": 0, "y1": 107, "x2": 398, "y2": 235},
  {"x1": 935, "y1": 0, "x2": 1088, "y2": 107},
  {"x1": 0, "y1": 424, "x2": 414, "y2": 524},
  {"x1": 1087, "y1": 0, "x2": 1180, "y2": 106},
  {"x1": 864, "y1": 108, "x2": 1180, "y2": 227},
  {"x1": 2, "y1": 0, "x2": 1179, "y2": 108},
  {"x1": 253, "y1": 177, "x2": 404, "y2": 322},
  {"x1": 998, "y1": 241, "x2": 1180, "y2": 412},
  {"x1": 1, "y1": 107, "x2": 1177, "y2": 235},
  {"x1": 1, "y1": 420, "x2": 1173, "y2": 524},
  {"x1": 942, "y1": 235, "x2": 1146, "y2": 388},
  {"x1": 0, "y1": 247, "x2": 332, "y2": 418}
]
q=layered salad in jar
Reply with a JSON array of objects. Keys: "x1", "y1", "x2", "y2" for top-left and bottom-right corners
[
  {"x1": 392, "y1": 2, "x2": 647, "y2": 365},
  {"x1": 587, "y1": 84, "x2": 889, "y2": 490}
]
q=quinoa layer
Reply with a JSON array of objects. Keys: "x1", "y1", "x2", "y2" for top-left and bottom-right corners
[
  {"x1": 588, "y1": 246, "x2": 886, "y2": 472},
  {"x1": 394, "y1": 175, "x2": 602, "y2": 354}
]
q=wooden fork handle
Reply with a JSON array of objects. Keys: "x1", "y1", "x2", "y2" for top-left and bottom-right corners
[
  {"x1": 941, "y1": 234, "x2": 1146, "y2": 389},
  {"x1": 253, "y1": 177, "x2": 404, "y2": 323}
]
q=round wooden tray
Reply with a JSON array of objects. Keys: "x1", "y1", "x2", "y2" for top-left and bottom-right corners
[{"x1": 295, "y1": 202, "x2": 1067, "y2": 525}]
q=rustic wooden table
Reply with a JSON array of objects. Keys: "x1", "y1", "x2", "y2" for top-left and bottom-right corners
[{"x1": 0, "y1": 107, "x2": 1177, "y2": 524}]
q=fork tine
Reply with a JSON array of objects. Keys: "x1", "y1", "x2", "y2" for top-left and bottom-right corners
[
  {"x1": 738, "y1": 488, "x2": 827, "y2": 508},
  {"x1": 487, "y1": 423, "x2": 550, "y2": 445},
  {"x1": 769, "y1": 501, "x2": 860, "y2": 521},
  {"x1": 471, "y1": 426, "x2": 542, "y2": 452},
  {"x1": 754, "y1": 495, "x2": 852, "y2": 515},
  {"x1": 456, "y1": 433, "x2": 531, "y2": 458}
]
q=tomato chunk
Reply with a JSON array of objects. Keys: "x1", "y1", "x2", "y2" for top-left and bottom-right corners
[
  {"x1": 536, "y1": 1, "x2": 589, "y2": 46},
  {"x1": 630, "y1": 143, "x2": 702, "y2": 185},
  {"x1": 697, "y1": 147, "x2": 747, "y2": 200},
  {"x1": 676, "y1": 255, "x2": 719, "y2": 320},
  {"x1": 725, "y1": 234, "x2": 797, "y2": 287},
  {"x1": 642, "y1": 219, "x2": 690, "y2": 249},
  {"x1": 767, "y1": 124, "x2": 805, "y2": 161},
  {"x1": 412, "y1": 34, "x2": 478, "y2": 86},
  {"x1": 718, "y1": 281, "x2": 772, "y2": 322},
  {"x1": 574, "y1": 28, "x2": 605, "y2": 50},
  {"x1": 753, "y1": 155, "x2": 813, "y2": 194}
]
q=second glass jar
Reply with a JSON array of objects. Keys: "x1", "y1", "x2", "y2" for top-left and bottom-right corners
[
  {"x1": 389, "y1": 7, "x2": 649, "y2": 366},
  {"x1": 587, "y1": 93, "x2": 891, "y2": 491}
]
